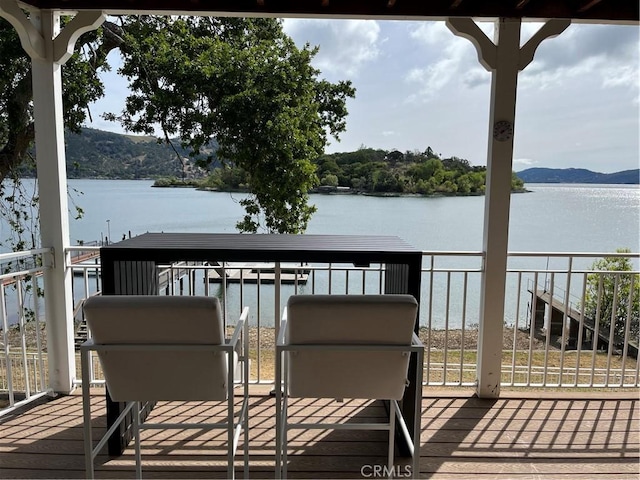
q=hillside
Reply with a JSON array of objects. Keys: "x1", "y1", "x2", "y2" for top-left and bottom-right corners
[
  {"x1": 517, "y1": 167, "x2": 639, "y2": 184},
  {"x1": 25, "y1": 128, "x2": 217, "y2": 179}
]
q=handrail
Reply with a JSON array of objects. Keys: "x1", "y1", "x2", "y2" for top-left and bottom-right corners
[{"x1": 0, "y1": 248, "x2": 51, "y2": 262}]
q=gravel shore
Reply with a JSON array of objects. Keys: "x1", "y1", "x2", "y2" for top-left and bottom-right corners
[{"x1": 3, "y1": 322, "x2": 545, "y2": 352}]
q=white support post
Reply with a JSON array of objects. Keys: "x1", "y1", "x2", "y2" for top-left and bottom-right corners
[
  {"x1": 447, "y1": 17, "x2": 569, "y2": 398},
  {"x1": 19, "y1": 7, "x2": 104, "y2": 393},
  {"x1": 30, "y1": 10, "x2": 75, "y2": 393},
  {"x1": 476, "y1": 18, "x2": 521, "y2": 398}
]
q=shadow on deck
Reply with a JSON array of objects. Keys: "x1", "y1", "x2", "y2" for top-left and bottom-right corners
[{"x1": 0, "y1": 386, "x2": 638, "y2": 479}]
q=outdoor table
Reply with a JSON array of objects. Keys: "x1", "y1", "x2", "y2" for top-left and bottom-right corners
[{"x1": 100, "y1": 233, "x2": 422, "y2": 456}]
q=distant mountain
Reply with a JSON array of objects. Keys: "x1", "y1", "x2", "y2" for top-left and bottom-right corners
[
  {"x1": 24, "y1": 128, "x2": 218, "y2": 179},
  {"x1": 516, "y1": 168, "x2": 639, "y2": 185}
]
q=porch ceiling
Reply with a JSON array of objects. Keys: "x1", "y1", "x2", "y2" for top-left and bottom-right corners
[{"x1": 17, "y1": 0, "x2": 640, "y2": 23}]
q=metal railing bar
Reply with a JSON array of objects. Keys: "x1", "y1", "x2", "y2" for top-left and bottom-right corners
[{"x1": 0, "y1": 248, "x2": 51, "y2": 262}]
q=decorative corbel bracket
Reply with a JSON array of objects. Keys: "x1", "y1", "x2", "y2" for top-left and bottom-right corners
[
  {"x1": 0, "y1": 0, "x2": 105, "y2": 64},
  {"x1": 0, "y1": 0, "x2": 45, "y2": 60},
  {"x1": 519, "y1": 19, "x2": 571, "y2": 70},
  {"x1": 446, "y1": 17, "x2": 497, "y2": 71},
  {"x1": 446, "y1": 17, "x2": 571, "y2": 73},
  {"x1": 53, "y1": 11, "x2": 106, "y2": 64}
]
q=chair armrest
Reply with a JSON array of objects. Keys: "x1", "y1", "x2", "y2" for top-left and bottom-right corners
[
  {"x1": 228, "y1": 306, "x2": 250, "y2": 348},
  {"x1": 80, "y1": 338, "x2": 96, "y2": 351},
  {"x1": 276, "y1": 319, "x2": 287, "y2": 347}
]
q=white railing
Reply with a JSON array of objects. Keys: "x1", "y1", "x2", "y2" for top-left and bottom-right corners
[
  {"x1": 0, "y1": 248, "x2": 52, "y2": 417},
  {"x1": 67, "y1": 248, "x2": 639, "y2": 390},
  {"x1": 4, "y1": 245, "x2": 636, "y2": 414},
  {"x1": 504, "y1": 251, "x2": 639, "y2": 388}
]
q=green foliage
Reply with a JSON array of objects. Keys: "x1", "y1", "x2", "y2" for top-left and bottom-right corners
[
  {"x1": 584, "y1": 249, "x2": 640, "y2": 341},
  {"x1": 1, "y1": 16, "x2": 354, "y2": 238},
  {"x1": 17, "y1": 128, "x2": 214, "y2": 180},
  {"x1": 153, "y1": 176, "x2": 200, "y2": 187},
  {"x1": 63, "y1": 128, "x2": 214, "y2": 179},
  {"x1": 199, "y1": 165, "x2": 250, "y2": 191},
  {"x1": 310, "y1": 148, "x2": 519, "y2": 195},
  {"x1": 108, "y1": 16, "x2": 355, "y2": 233},
  {"x1": 320, "y1": 173, "x2": 339, "y2": 187}
]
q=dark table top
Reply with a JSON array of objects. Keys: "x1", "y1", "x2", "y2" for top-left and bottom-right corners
[{"x1": 101, "y1": 233, "x2": 421, "y2": 265}]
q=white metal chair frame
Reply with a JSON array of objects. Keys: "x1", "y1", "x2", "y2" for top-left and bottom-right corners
[
  {"x1": 275, "y1": 306, "x2": 424, "y2": 479},
  {"x1": 81, "y1": 306, "x2": 250, "y2": 480}
]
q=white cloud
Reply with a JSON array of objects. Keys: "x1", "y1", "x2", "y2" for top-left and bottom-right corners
[
  {"x1": 513, "y1": 158, "x2": 537, "y2": 168},
  {"x1": 404, "y1": 22, "x2": 489, "y2": 102},
  {"x1": 283, "y1": 19, "x2": 381, "y2": 77},
  {"x1": 521, "y1": 24, "x2": 639, "y2": 92}
]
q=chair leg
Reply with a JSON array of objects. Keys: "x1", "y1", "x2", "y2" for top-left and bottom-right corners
[
  {"x1": 244, "y1": 400, "x2": 249, "y2": 479},
  {"x1": 275, "y1": 348, "x2": 282, "y2": 479},
  {"x1": 133, "y1": 401, "x2": 142, "y2": 479},
  {"x1": 412, "y1": 350, "x2": 424, "y2": 478},
  {"x1": 243, "y1": 350, "x2": 250, "y2": 478},
  {"x1": 81, "y1": 349, "x2": 95, "y2": 480},
  {"x1": 388, "y1": 400, "x2": 396, "y2": 479},
  {"x1": 228, "y1": 367, "x2": 235, "y2": 480},
  {"x1": 282, "y1": 418, "x2": 288, "y2": 479}
]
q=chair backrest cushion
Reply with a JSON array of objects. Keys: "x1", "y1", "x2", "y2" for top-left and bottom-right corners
[
  {"x1": 83, "y1": 295, "x2": 228, "y2": 401},
  {"x1": 285, "y1": 294, "x2": 418, "y2": 400}
]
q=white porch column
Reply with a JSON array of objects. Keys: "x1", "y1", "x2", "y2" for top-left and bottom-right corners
[
  {"x1": 477, "y1": 18, "x2": 520, "y2": 398},
  {"x1": 447, "y1": 18, "x2": 569, "y2": 398},
  {"x1": 0, "y1": 3, "x2": 105, "y2": 393},
  {"x1": 30, "y1": 10, "x2": 75, "y2": 393}
]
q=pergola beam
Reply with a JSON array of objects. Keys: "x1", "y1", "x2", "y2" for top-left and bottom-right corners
[{"x1": 12, "y1": 0, "x2": 640, "y2": 23}]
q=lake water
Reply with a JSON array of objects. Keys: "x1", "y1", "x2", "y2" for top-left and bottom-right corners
[
  {"x1": 4, "y1": 180, "x2": 639, "y2": 328},
  {"x1": 68, "y1": 180, "x2": 639, "y2": 254}
]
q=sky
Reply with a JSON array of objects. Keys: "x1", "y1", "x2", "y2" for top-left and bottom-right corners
[{"x1": 87, "y1": 19, "x2": 640, "y2": 173}]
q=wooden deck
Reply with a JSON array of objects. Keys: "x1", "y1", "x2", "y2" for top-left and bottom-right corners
[{"x1": 0, "y1": 387, "x2": 638, "y2": 479}]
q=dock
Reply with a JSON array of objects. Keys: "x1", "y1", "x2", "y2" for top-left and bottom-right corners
[
  {"x1": 530, "y1": 289, "x2": 638, "y2": 359},
  {"x1": 207, "y1": 262, "x2": 309, "y2": 284}
]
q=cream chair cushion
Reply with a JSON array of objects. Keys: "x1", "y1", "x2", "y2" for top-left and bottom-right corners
[
  {"x1": 83, "y1": 295, "x2": 228, "y2": 401},
  {"x1": 285, "y1": 294, "x2": 418, "y2": 400}
]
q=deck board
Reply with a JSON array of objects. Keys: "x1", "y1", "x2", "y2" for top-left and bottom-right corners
[{"x1": 0, "y1": 387, "x2": 638, "y2": 479}]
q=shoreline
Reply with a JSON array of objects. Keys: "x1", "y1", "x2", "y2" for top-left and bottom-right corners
[
  {"x1": 1, "y1": 322, "x2": 548, "y2": 353},
  {"x1": 154, "y1": 183, "x2": 530, "y2": 197}
]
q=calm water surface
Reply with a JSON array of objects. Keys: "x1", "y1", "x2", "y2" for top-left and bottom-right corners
[
  {"x1": 13, "y1": 180, "x2": 631, "y2": 328},
  {"x1": 68, "y1": 180, "x2": 639, "y2": 254},
  {"x1": 3, "y1": 181, "x2": 636, "y2": 327}
]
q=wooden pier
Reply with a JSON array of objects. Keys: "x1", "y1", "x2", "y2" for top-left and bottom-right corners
[
  {"x1": 207, "y1": 262, "x2": 309, "y2": 285},
  {"x1": 531, "y1": 289, "x2": 638, "y2": 359}
]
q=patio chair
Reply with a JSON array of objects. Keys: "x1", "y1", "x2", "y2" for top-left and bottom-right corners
[
  {"x1": 81, "y1": 295, "x2": 249, "y2": 479},
  {"x1": 275, "y1": 294, "x2": 424, "y2": 479}
]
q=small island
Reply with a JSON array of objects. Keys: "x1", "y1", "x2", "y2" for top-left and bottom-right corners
[{"x1": 154, "y1": 147, "x2": 526, "y2": 196}]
